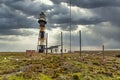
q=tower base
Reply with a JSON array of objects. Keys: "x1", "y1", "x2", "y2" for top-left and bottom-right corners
[
  {"x1": 38, "y1": 45, "x2": 45, "y2": 53},
  {"x1": 38, "y1": 49, "x2": 44, "y2": 53}
]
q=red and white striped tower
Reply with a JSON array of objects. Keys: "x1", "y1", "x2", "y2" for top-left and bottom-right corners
[{"x1": 37, "y1": 12, "x2": 47, "y2": 53}]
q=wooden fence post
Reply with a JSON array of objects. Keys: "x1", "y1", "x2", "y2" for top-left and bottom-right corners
[
  {"x1": 46, "y1": 33, "x2": 48, "y2": 57},
  {"x1": 79, "y1": 30, "x2": 82, "y2": 57},
  {"x1": 61, "y1": 32, "x2": 63, "y2": 57},
  {"x1": 102, "y1": 45, "x2": 105, "y2": 59}
]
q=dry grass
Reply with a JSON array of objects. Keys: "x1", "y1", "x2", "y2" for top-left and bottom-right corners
[{"x1": 0, "y1": 51, "x2": 120, "y2": 80}]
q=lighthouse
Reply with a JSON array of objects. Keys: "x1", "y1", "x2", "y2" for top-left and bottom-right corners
[{"x1": 37, "y1": 12, "x2": 47, "y2": 53}]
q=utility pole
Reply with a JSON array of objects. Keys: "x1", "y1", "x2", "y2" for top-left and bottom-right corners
[
  {"x1": 79, "y1": 30, "x2": 82, "y2": 57},
  {"x1": 61, "y1": 32, "x2": 63, "y2": 57},
  {"x1": 69, "y1": 0, "x2": 72, "y2": 53},
  {"x1": 46, "y1": 33, "x2": 48, "y2": 56},
  {"x1": 102, "y1": 45, "x2": 105, "y2": 59}
]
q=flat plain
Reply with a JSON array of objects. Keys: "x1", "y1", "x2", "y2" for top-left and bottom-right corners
[{"x1": 0, "y1": 51, "x2": 120, "y2": 80}]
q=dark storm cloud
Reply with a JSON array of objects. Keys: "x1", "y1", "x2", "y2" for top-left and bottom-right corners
[
  {"x1": 72, "y1": 17, "x2": 106, "y2": 25},
  {"x1": 0, "y1": 0, "x2": 47, "y2": 36},
  {"x1": 45, "y1": 3, "x2": 106, "y2": 31},
  {"x1": 85, "y1": 7, "x2": 120, "y2": 47},
  {"x1": 0, "y1": 0, "x2": 107, "y2": 36},
  {"x1": 0, "y1": 29, "x2": 37, "y2": 36},
  {"x1": 51, "y1": 0, "x2": 120, "y2": 8},
  {"x1": 5, "y1": 0, "x2": 52, "y2": 17},
  {"x1": 88, "y1": 22, "x2": 120, "y2": 42},
  {"x1": 92, "y1": 7, "x2": 120, "y2": 27},
  {"x1": 49, "y1": 14, "x2": 105, "y2": 25},
  {"x1": 0, "y1": 0, "x2": 53, "y2": 29},
  {"x1": 0, "y1": 2, "x2": 38, "y2": 29},
  {"x1": 47, "y1": 17, "x2": 106, "y2": 31}
]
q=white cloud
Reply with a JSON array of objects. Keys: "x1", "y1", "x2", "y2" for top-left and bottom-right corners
[{"x1": 34, "y1": 0, "x2": 53, "y2": 5}]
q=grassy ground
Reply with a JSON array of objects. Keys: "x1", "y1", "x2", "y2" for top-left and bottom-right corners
[{"x1": 0, "y1": 52, "x2": 120, "y2": 80}]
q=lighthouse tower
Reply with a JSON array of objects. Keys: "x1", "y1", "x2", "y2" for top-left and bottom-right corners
[{"x1": 37, "y1": 12, "x2": 47, "y2": 53}]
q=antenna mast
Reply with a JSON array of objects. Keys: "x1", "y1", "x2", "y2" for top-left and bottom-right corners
[{"x1": 69, "y1": 0, "x2": 72, "y2": 53}]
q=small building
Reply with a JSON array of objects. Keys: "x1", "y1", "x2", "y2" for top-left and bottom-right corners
[{"x1": 26, "y1": 50, "x2": 36, "y2": 57}]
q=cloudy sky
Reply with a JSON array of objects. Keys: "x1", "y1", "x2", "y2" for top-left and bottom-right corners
[{"x1": 0, "y1": 0, "x2": 120, "y2": 52}]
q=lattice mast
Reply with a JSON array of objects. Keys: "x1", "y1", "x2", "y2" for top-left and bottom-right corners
[{"x1": 37, "y1": 12, "x2": 47, "y2": 53}]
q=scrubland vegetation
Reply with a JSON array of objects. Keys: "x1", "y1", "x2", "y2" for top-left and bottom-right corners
[{"x1": 0, "y1": 52, "x2": 120, "y2": 80}]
